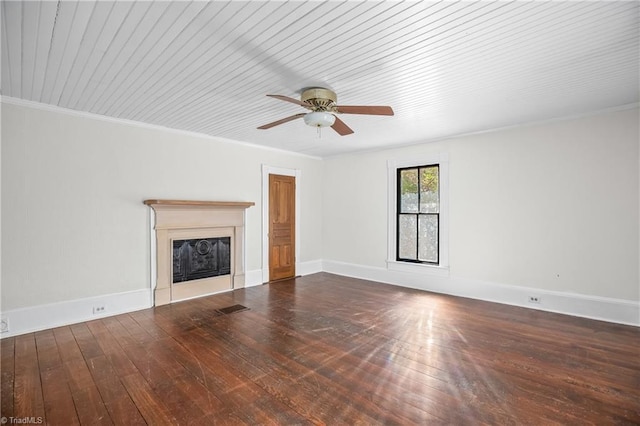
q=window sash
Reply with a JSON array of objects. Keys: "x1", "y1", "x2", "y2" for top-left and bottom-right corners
[{"x1": 396, "y1": 165, "x2": 440, "y2": 265}]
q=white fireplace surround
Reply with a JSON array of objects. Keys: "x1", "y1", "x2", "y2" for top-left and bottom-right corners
[{"x1": 144, "y1": 200, "x2": 254, "y2": 306}]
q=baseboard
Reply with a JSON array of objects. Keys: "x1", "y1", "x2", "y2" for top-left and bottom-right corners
[
  {"x1": 0, "y1": 288, "x2": 152, "y2": 338},
  {"x1": 4, "y1": 258, "x2": 635, "y2": 338},
  {"x1": 297, "y1": 259, "x2": 323, "y2": 276},
  {"x1": 244, "y1": 269, "x2": 264, "y2": 287},
  {"x1": 322, "y1": 259, "x2": 640, "y2": 327},
  {"x1": 0, "y1": 260, "x2": 324, "y2": 337}
]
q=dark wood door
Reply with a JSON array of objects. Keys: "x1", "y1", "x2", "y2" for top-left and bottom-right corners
[{"x1": 269, "y1": 174, "x2": 295, "y2": 281}]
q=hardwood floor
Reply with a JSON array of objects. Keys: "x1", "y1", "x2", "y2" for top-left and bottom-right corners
[{"x1": 1, "y1": 272, "x2": 639, "y2": 425}]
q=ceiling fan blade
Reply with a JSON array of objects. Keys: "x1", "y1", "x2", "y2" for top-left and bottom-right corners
[
  {"x1": 331, "y1": 116, "x2": 354, "y2": 136},
  {"x1": 334, "y1": 105, "x2": 394, "y2": 116},
  {"x1": 266, "y1": 94, "x2": 311, "y2": 108},
  {"x1": 257, "y1": 113, "x2": 306, "y2": 130}
]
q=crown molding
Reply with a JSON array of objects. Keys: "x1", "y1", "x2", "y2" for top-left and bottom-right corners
[
  {"x1": 0, "y1": 96, "x2": 322, "y2": 160},
  {"x1": 323, "y1": 102, "x2": 640, "y2": 159}
]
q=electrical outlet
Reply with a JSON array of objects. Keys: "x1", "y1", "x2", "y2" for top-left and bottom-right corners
[
  {"x1": 528, "y1": 296, "x2": 541, "y2": 304},
  {"x1": 93, "y1": 305, "x2": 106, "y2": 315},
  {"x1": 0, "y1": 317, "x2": 9, "y2": 333}
]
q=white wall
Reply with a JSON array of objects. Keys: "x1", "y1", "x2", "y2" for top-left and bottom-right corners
[
  {"x1": 323, "y1": 108, "x2": 639, "y2": 323},
  {"x1": 2, "y1": 100, "x2": 638, "y2": 333},
  {"x1": 1, "y1": 101, "x2": 323, "y2": 315},
  {"x1": 448, "y1": 109, "x2": 638, "y2": 300}
]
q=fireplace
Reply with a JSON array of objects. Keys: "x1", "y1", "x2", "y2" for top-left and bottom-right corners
[
  {"x1": 173, "y1": 237, "x2": 231, "y2": 283},
  {"x1": 144, "y1": 200, "x2": 254, "y2": 306}
]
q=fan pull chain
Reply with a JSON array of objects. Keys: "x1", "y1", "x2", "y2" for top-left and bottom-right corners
[{"x1": 317, "y1": 126, "x2": 322, "y2": 138}]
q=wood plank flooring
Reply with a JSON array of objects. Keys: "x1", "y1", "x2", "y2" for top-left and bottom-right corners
[{"x1": 1, "y1": 272, "x2": 639, "y2": 425}]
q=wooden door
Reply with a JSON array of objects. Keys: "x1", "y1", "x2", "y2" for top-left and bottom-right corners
[{"x1": 269, "y1": 174, "x2": 295, "y2": 281}]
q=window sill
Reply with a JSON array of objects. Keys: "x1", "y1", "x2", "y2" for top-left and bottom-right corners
[{"x1": 386, "y1": 260, "x2": 450, "y2": 277}]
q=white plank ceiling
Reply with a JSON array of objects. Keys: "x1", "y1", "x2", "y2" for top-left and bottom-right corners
[{"x1": 2, "y1": 1, "x2": 638, "y2": 158}]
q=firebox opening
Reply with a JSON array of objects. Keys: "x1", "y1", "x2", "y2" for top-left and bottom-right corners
[{"x1": 172, "y1": 237, "x2": 231, "y2": 283}]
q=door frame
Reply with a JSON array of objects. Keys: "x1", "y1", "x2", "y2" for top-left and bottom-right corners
[{"x1": 261, "y1": 165, "x2": 301, "y2": 283}]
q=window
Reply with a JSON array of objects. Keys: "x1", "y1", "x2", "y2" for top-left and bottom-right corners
[
  {"x1": 387, "y1": 154, "x2": 448, "y2": 275},
  {"x1": 397, "y1": 165, "x2": 440, "y2": 264}
]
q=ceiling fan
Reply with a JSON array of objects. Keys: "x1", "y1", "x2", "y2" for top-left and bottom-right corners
[{"x1": 257, "y1": 87, "x2": 394, "y2": 136}]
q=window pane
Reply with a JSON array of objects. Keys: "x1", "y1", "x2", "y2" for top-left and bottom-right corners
[
  {"x1": 420, "y1": 166, "x2": 439, "y2": 213},
  {"x1": 400, "y1": 169, "x2": 418, "y2": 213},
  {"x1": 398, "y1": 214, "x2": 417, "y2": 259},
  {"x1": 418, "y1": 215, "x2": 438, "y2": 263}
]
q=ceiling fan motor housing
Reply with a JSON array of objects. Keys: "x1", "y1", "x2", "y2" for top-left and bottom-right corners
[{"x1": 301, "y1": 87, "x2": 337, "y2": 111}]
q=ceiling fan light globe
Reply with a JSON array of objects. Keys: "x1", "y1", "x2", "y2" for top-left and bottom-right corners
[{"x1": 304, "y1": 111, "x2": 336, "y2": 128}]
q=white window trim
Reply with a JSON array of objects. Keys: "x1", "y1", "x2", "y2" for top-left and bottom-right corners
[{"x1": 387, "y1": 153, "x2": 449, "y2": 276}]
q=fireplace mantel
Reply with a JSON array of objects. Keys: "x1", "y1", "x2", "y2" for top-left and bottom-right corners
[
  {"x1": 144, "y1": 199, "x2": 255, "y2": 209},
  {"x1": 144, "y1": 199, "x2": 254, "y2": 306}
]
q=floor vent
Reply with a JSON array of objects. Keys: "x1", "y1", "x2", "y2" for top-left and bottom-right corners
[{"x1": 216, "y1": 304, "x2": 249, "y2": 315}]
